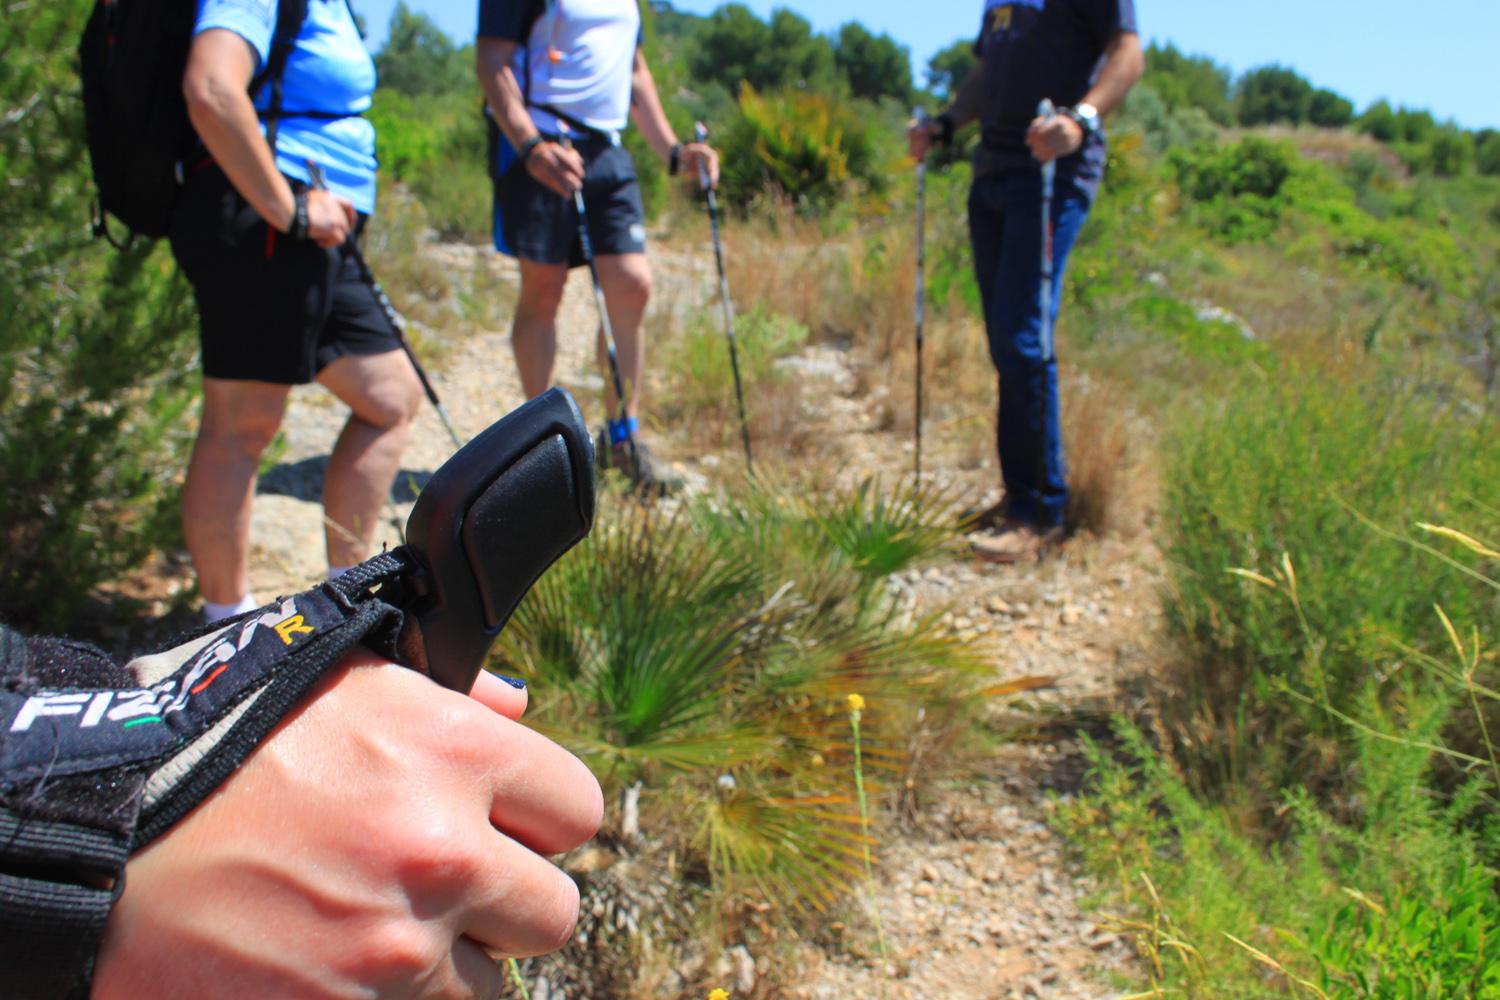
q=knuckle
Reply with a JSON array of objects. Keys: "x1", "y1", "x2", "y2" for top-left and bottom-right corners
[
  {"x1": 387, "y1": 816, "x2": 484, "y2": 890},
  {"x1": 350, "y1": 920, "x2": 444, "y2": 984}
]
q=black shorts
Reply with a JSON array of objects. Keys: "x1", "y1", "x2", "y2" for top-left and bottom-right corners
[
  {"x1": 491, "y1": 131, "x2": 647, "y2": 268},
  {"x1": 169, "y1": 166, "x2": 401, "y2": 385}
]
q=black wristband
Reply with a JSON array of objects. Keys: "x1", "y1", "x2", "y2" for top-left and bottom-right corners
[
  {"x1": 934, "y1": 114, "x2": 956, "y2": 145},
  {"x1": 517, "y1": 135, "x2": 544, "y2": 164},
  {"x1": 669, "y1": 142, "x2": 683, "y2": 176},
  {"x1": 287, "y1": 189, "x2": 309, "y2": 241}
]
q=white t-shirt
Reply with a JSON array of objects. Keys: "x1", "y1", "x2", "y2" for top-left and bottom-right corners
[{"x1": 478, "y1": 0, "x2": 640, "y2": 134}]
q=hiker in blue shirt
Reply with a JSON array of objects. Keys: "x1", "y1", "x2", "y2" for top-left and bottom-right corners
[
  {"x1": 169, "y1": 0, "x2": 425, "y2": 625},
  {"x1": 910, "y1": 0, "x2": 1143, "y2": 563}
]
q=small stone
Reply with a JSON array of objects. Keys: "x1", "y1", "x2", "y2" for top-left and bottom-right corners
[{"x1": 730, "y1": 945, "x2": 756, "y2": 993}]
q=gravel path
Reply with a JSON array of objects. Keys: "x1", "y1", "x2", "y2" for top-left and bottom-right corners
[{"x1": 240, "y1": 232, "x2": 1155, "y2": 998}]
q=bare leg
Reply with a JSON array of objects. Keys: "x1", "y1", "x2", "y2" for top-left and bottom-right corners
[
  {"x1": 593, "y1": 252, "x2": 653, "y2": 416},
  {"x1": 316, "y1": 349, "x2": 424, "y2": 568},
  {"x1": 182, "y1": 379, "x2": 292, "y2": 604},
  {"x1": 513, "y1": 258, "x2": 570, "y2": 399}
]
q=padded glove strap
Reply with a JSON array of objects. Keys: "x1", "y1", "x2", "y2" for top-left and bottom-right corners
[{"x1": 0, "y1": 549, "x2": 418, "y2": 998}]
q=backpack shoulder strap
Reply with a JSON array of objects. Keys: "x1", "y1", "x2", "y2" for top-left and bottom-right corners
[{"x1": 251, "y1": 0, "x2": 311, "y2": 155}]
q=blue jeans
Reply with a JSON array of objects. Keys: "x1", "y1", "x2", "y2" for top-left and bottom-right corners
[{"x1": 968, "y1": 163, "x2": 1093, "y2": 528}]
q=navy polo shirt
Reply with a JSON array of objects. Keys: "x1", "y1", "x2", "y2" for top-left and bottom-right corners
[{"x1": 970, "y1": 0, "x2": 1137, "y2": 182}]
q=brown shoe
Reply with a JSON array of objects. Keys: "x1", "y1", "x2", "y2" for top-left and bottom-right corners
[
  {"x1": 961, "y1": 498, "x2": 1012, "y2": 533},
  {"x1": 595, "y1": 428, "x2": 685, "y2": 496},
  {"x1": 972, "y1": 521, "x2": 1065, "y2": 564}
]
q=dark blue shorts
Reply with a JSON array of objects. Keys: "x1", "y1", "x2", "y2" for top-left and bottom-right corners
[{"x1": 490, "y1": 125, "x2": 647, "y2": 268}]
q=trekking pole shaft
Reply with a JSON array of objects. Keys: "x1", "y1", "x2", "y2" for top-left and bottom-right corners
[
  {"x1": 559, "y1": 133, "x2": 641, "y2": 482},
  {"x1": 1037, "y1": 101, "x2": 1057, "y2": 367},
  {"x1": 913, "y1": 108, "x2": 929, "y2": 479},
  {"x1": 695, "y1": 121, "x2": 753, "y2": 470}
]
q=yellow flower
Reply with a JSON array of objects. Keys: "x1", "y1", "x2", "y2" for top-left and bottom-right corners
[
  {"x1": 708, "y1": 990, "x2": 731, "y2": 1000},
  {"x1": 847, "y1": 693, "x2": 865, "y2": 713}
]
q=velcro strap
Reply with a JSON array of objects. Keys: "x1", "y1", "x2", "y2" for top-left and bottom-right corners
[{"x1": 0, "y1": 809, "x2": 132, "y2": 1000}]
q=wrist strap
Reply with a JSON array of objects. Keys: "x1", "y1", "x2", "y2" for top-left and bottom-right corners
[
  {"x1": 668, "y1": 142, "x2": 683, "y2": 176},
  {"x1": 517, "y1": 135, "x2": 544, "y2": 164},
  {"x1": 287, "y1": 188, "x2": 309, "y2": 241},
  {"x1": 0, "y1": 552, "x2": 418, "y2": 997}
]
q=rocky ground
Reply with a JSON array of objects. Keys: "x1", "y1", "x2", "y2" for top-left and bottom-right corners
[{"x1": 129, "y1": 232, "x2": 1160, "y2": 999}]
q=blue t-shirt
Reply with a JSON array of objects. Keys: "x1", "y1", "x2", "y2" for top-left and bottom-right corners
[
  {"x1": 971, "y1": 0, "x2": 1137, "y2": 182},
  {"x1": 194, "y1": 0, "x2": 378, "y2": 213}
]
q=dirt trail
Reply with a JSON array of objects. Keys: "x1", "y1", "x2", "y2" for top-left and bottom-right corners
[{"x1": 245, "y1": 236, "x2": 1155, "y2": 998}]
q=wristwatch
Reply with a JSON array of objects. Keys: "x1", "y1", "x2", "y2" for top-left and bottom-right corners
[{"x1": 1066, "y1": 102, "x2": 1101, "y2": 137}]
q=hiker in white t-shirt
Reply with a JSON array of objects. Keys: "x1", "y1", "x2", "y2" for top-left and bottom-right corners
[{"x1": 477, "y1": 0, "x2": 718, "y2": 492}]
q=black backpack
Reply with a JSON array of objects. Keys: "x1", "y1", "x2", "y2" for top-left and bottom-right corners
[{"x1": 78, "y1": 0, "x2": 309, "y2": 244}]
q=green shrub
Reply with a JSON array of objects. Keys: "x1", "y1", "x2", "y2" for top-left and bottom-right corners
[
  {"x1": 493, "y1": 481, "x2": 980, "y2": 911},
  {"x1": 1, "y1": 0, "x2": 199, "y2": 630},
  {"x1": 1170, "y1": 136, "x2": 1300, "y2": 240},
  {"x1": 368, "y1": 90, "x2": 491, "y2": 242},
  {"x1": 1159, "y1": 363, "x2": 1498, "y2": 806},
  {"x1": 717, "y1": 84, "x2": 893, "y2": 212},
  {"x1": 1057, "y1": 714, "x2": 1500, "y2": 998}
]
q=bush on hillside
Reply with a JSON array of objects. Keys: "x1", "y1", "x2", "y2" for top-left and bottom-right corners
[
  {"x1": 717, "y1": 84, "x2": 892, "y2": 213},
  {"x1": 1, "y1": 0, "x2": 199, "y2": 630},
  {"x1": 1159, "y1": 363, "x2": 1498, "y2": 810},
  {"x1": 1144, "y1": 41, "x2": 1234, "y2": 126}
]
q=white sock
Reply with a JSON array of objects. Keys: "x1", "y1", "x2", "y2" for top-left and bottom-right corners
[
  {"x1": 328, "y1": 565, "x2": 353, "y2": 580},
  {"x1": 203, "y1": 594, "x2": 260, "y2": 625}
]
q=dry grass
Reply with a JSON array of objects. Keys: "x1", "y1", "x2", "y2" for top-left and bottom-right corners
[{"x1": 1062, "y1": 371, "x2": 1153, "y2": 539}]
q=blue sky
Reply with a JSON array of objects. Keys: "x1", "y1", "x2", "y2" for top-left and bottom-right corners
[{"x1": 358, "y1": 0, "x2": 1499, "y2": 130}]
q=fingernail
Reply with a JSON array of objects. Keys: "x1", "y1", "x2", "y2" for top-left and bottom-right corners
[{"x1": 494, "y1": 674, "x2": 527, "y2": 690}]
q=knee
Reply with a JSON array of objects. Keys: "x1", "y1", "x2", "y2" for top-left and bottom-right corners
[
  {"x1": 610, "y1": 263, "x2": 652, "y2": 312},
  {"x1": 517, "y1": 269, "x2": 567, "y2": 321},
  {"x1": 360, "y1": 370, "x2": 425, "y2": 431},
  {"x1": 200, "y1": 407, "x2": 284, "y2": 460}
]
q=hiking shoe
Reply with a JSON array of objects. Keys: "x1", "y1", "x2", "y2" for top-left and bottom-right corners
[
  {"x1": 972, "y1": 519, "x2": 1065, "y2": 564},
  {"x1": 595, "y1": 428, "x2": 685, "y2": 496},
  {"x1": 960, "y1": 497, "x2": 1012, "y2": 533}
]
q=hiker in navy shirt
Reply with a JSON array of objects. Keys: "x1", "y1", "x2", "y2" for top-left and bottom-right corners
[
  {"x1": 170, "y1": 0, "x2": 424, "y2": 624},
  {"x1": 910, "y1": 0, "x2": 1142, "y2": 562},
  {"x1": 476, "y1": 0, "x2": 718, "y2": 493}
]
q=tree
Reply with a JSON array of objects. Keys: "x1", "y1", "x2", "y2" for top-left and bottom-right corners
[
  {"x1": 925, "y1": 39, "x2": 977, "y2": 102},
  {"x1": 1358, "y1": 99, "x2": 1398, "y2": 142},
  {"x1": 833, "y1": 22, "x2": 911, "y2": 105},
  {"x1": 687, "y1": 4, "x2": 839, "y2": 97},
  {"x1": 1235, "y1": 64, "x2": 1313, "y2": 126},
  {"x1": 374, "y1": 2, "x2": 468, "y2": 97},
  {"x1": 1427, "y1": 125, "x2": 1473, "y2": 177},
  {"x1": 1307, "y1": 88, "x2": 1354, "y2": 128},
  {"x1": 2, "y1": 0, "x2": 199, "y2": 629},
  {"x1": 1145, "y1": 42, "x2": 1232, "y2": 125},
  {"x1": 1393, "y1": 106, "x2": 1435, "y2": 144},
  {"x1": 1476, "y1": 129, "x2": 1500, "y2": 177}
]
